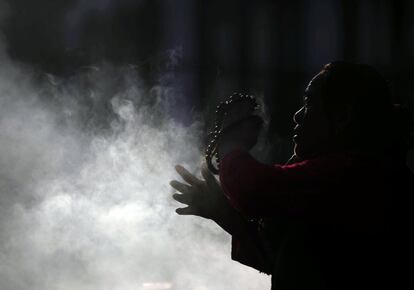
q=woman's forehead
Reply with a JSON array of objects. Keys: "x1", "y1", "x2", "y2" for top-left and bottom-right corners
[
  {"x1": 304, "y1": 72, "x2": 326, "y2": 104},
  {"x1": 305, "y1": 72, "x2": 325, "y2": 93}
]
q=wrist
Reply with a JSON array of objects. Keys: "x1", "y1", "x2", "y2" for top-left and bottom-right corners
[
  {"x1": 212, "y1": 199, "x2": 250, "y2": 238},
  {"x1": 218, "y1": 142, "x2": 248, "y2": 160}
]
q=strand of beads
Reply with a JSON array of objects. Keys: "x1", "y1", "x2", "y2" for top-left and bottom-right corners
[{"x1": 205, "y1": 92, "x2": 259, "y2": 174}]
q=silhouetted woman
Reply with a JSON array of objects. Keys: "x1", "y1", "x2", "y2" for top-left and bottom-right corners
[{"x1": 171, "y1": 62, "x2": 414, "y2": 290}]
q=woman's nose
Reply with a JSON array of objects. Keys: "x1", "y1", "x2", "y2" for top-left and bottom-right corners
[{"x1": 293, "y1": 107, "x2": 305, "y2": 125}]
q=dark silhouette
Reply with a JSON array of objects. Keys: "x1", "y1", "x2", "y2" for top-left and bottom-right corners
[{"x1": 171, "y1": 62, "x2": 414, "y2": 290}]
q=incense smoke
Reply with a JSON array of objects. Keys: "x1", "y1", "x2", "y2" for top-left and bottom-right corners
[{"x1": 0, "y1": 3, "x2": 270, "y2": 290}]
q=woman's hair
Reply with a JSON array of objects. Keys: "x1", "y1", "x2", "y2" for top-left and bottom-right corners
[{"x1": 319, "y1": 61, "x2": 413, "y2": 155}]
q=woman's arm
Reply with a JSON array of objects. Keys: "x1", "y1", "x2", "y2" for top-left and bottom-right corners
[{"x1": 219, "y1": 149, "x2": 328, "y2": 218}]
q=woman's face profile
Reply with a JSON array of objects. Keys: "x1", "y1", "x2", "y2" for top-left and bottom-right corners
[{"x1": 293, "y1": 73, "x2": 334, "y2": 159}]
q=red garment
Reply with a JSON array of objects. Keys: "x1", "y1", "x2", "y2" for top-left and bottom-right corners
[
  {"x1": 219, "y1": 148, "x2": 358, "y2": 219},
  {"x1": 219, "y1": 148, "x2": 414, "y2": 290}
]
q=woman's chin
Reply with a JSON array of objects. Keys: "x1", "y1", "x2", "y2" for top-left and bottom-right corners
[
  {"x1": 293, "y1": 143, "x2": 303, "y2": 158},
  {"x1": 294, "y1": 143, "x2": 314, "y2": 160}
]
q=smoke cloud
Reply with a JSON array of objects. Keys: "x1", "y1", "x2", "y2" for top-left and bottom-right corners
[{"x1": 0, "y1": 3, "x2": 270, "y2": 290}]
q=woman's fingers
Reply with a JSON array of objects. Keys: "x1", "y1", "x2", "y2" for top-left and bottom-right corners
[
  {"x1": 201, "y1": 163, "x2": 220, "y2": 190},
  {"x1": 175, "y1": 206, "x2": 198, "y2": 216},
  {"x1": 170, "y1": 180, "x2": 192, "y2": 194},
  {"x1": 175, "y1": 165, "x2": 203, "y2": 186},
  {"x1": 172, "y1": 193, "x2": 193, "y2": 205}
]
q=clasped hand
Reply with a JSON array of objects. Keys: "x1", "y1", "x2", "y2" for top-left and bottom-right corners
[{"x1": 217, "y1": 100, "x2": 263, "y2": 159}]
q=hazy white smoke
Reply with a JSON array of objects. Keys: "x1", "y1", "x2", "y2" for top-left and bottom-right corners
[{"x1": 0, "y1": 9, "x2": 270, "y2": 290}]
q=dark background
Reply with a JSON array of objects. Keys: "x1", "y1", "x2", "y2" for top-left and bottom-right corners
[{"x1": 2, "y1": 0, "x2": 414, "y2": 165}]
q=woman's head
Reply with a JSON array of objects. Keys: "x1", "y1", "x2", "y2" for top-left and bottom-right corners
[{"x1": 293, "y1": 61, "x2": 413, "y2": 160}]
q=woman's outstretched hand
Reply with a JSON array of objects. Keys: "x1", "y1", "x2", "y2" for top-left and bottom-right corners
[
  {"x1": 170, "y1": 163, "x2": 229, "y2": 221},
  {"x1": 170, "y1": 164, "x2": 252, "y2": 238}
]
